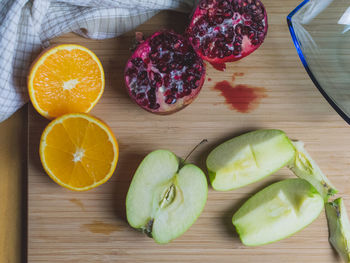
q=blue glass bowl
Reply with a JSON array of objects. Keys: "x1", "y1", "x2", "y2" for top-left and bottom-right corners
[{"x1": 288, "y1": 0, "x2": 350, "y2": 124}]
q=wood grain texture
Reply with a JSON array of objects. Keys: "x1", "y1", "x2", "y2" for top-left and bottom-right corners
[
  {"x1": 0, "y1": 107, "x2": 27, "y2": 263},
  {"x1": 28, "y1": 2, "x2": 350, "y2": 262}
]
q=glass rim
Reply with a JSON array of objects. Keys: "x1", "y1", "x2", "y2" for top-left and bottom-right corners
[{"x1": 287, "y1": 0, "x2": 350, "y2": 125}]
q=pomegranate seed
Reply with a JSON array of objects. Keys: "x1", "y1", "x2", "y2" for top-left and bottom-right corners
[
  {"x1": 214, "y1": 16, "x2": 224, "y2": 24},
  {"x1": 136, "y1": 93, "x2": 145, "y2": 99},
  {"x1": 242, "y1": 14, "x2": 251, "y2": 20},
  {"x1": 131, "y1": 58, "x2": 143, "y2": 67},
  {"x1": 154, "y1": 73, "x2": 161, "y2": 82},
  {"x1": 126, "y1": 68, "x2": 137, "y2": 77},
  {"x1": 251, "y1": 38, "x2": 259, "y2": 45},
  {"x1": 164, "y1": 75, "x2": 170, "y2": 86},
  {"x1": 250, "y1": 4, "x2": 257, "y2": 10},
  {"x1": 258, "y1": 32, "x2": 265, "y2": 40},
  {"x1": 233, "y1": 49, "x2": 240, "y2": 55},
  {"x1": 164, "y1": 89, "x2": 172, "y2": 96},
  {"x1": 149, "y1": 103, "x2": 160, "y2": 110},
  {"x1": 140, "y1": 99, "x2": 148, "y2": 106},
  {"x1": 187, "y1": 75, "x2": 195, "y2": 82},
  {"x1": 244, "y1": 20, "x2": 252, "y2": 26},
  {"x1": 139, "y1": 71, "x2": 147, "y2": 79},
  {"x1": 248, "y1": 31, "x2": 255, "y2": 39},
  {"x1": 184, "y1": 88, "x2": 192, "y2": 95},
  {"x1": 224, "y1": 10, "x2": 233, "y2": 18},
  {"x1": 224, "y1": 49, "x2": 232, "y2": 57},
  {"x1": 235, "y1": 35, "x2": 243, "y2": 43},
  {"x1": 158, "y1": 64, "x2": 169, "y2": 73},
  {"x1": 147, "y1": 89, "x2": 156, "y2": 102},
  {"x1": 165, "y1": 96, "x2": 177, "y2": 104},
  {"x1": 150, "y1": 52, "x2": 159, "y2": 62},
  {"x1": 200, "y1": 1, "x2": 208, "y2": 9},
  {"x1": 162, "y1": 53, "x2": 171, "y2": 62},
  {"x1": 235, "y1": 24, "x2": 242, "y2": 34}
]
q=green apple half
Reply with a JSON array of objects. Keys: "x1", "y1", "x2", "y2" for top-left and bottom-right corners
[
  {"x1": 126, "y1": 150, "x2": 208, "y2": 244},
  {"x1": 325, "y1": 198, "x2": 350, "y2": 262},
  {"x1": 232, "y1": 178, "x2": 324, "y2": 246},
  {"x1": 288, "y1": 141, "x2": 337, "y2": 202},
  {"x1": 206, "y1": 129, "x2": 296, "y2": 191}
]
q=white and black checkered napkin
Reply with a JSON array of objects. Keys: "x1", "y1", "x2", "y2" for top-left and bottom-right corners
[{"x1": 0, "y1": 0, "x2": 194, "y2": 122}]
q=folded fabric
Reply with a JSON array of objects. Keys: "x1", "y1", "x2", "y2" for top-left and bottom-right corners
[{"x1": 0, "y1": 0, "x2": 194, "y2": 122}]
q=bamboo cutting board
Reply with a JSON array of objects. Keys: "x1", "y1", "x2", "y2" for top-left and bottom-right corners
[{"x1": 28, "y1": 2, "x2": 350, "y2": 262}]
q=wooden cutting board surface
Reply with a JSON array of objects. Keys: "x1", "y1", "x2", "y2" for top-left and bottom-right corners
[{"x1": 28, "y1": 2, "x2": 350, "y2": 262}]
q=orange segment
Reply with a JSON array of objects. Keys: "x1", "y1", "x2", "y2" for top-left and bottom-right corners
[
  {"x1": 40, "y1": 113, "x2": 118, "y2": 191},
  {"x1": 28, "y1": 44, "x2": 105, "y2": 119}
]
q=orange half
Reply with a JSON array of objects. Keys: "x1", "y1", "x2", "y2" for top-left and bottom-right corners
[
  {"x1": 28, "y1": 44, "x2": 105, "y2": 119},
  {"x1": 39, "y1": 113, "x2": 118, "y2": 191}
]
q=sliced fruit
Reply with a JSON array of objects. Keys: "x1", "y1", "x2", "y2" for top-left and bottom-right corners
[
  {"x1": 186, "y1": 0, "x2": 268, "y2": 65},
  {"x1": 39, "y1": 113, "x2": 118, "y2": 191},
  {"x1": 206, "y1": 129, "x2": 296, "y2": 191},
  {"x1": 232, "y1": 178, "x2": 324, "y2": 246},
  {"x1": 126, "y1": 150, "x2": 208, "y2": 244},
  {"x1": 28, "y1": 44, "x2": 105, "y2": 119},
  {"x1": 124, "y1": 30, "x2": 205, "y2": 114},
  {"x1": 288, "y1": 141, "x2": 337, "y2": 202},
  {"x1": 325, "y1": 198, "x2": 350, "y2": 262}
]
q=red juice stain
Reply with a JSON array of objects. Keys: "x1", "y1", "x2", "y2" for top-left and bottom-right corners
[
  {"x1": 232, "y1": 72, "x2": 244, "y2": 81},
  {"x1": 234, "y1": 72, "x2": 245, "y2": 77},
  {"x1": 210, "y1": 62, "x2": 226, "y2": 71},
  {"x1": 213, "y1": 81, "x2": 267, "y2": 113},
  {"x1": 208, "y1": 77, "x2": 212, "y2": 81}
]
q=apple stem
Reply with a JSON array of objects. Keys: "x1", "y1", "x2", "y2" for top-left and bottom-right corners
[{"x1": 179, "y1": 139, "x2": 208, "y2": 169}]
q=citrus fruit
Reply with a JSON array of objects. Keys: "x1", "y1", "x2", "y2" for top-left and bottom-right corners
[
  {"x1": 28, "y1": 44, "x2": 105, "y2": 119},
  {"x1": 39, "y1": 113, "x2": 118, "y2": 191}
]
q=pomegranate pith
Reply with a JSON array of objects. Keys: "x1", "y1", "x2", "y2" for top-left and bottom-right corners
[
  {"x1": 186, "y1": 0, "x2": 268, "y2": 64},
  {"x1": 124, "y1": 31, "x2": 206, "y2": 114}
]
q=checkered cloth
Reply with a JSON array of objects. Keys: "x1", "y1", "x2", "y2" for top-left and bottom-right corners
[{"x1": 0, "y1": 0, "x2": 194, "y2": 122}]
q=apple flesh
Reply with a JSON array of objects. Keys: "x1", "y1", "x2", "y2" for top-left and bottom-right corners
[
  {"x1": 206, "y1": 129, "x2": 296, "y2": 191},
  {"x1": 325, "y1": 198, "x2": 350, "y2": 262},
  {"x1": 288, "y1": 141, "x2": 337, "y2": 202},
  {"x1": 126, "y1": 150, "x2": 208, "y2": 244},
  {"x1": 232, "y1": 178, "x2": 324, "y2": 246}
]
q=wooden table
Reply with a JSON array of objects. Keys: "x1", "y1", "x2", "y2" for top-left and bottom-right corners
[
  {"x1": 0, "y1": 107, "x2": 26, "y2": 263},
  {"x1": 2, "y1": 1, "x2": 350, "y2": 262}
]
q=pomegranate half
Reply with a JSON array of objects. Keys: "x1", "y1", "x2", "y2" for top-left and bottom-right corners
[
  {"x1": 186, "y1": 0, "x2": 268, "y2": 64},
  {"x1": 124, "y1": 31, "x2": 206, "y2": 114}
]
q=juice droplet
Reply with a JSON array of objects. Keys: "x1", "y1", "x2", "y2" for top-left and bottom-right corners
[
  {"x1": 210, "y1": 62, "x2": 226, "y2": 71},
  {"x1": 69, "y1": 198, "x2": 85, "y2": 211},
  {"x1": 232, "y1": 72, "x2": 244, "y2": 81},
  {"x1": 208, "y1": 77, "x2": 212, "y2": 81},
  {"x1": 82, "y1": 220, "x2": 120, "y2": 235},
  {"x1": 213, "y1": 81, "x2": 267, "y2": 113},
  {"x1": 234, "y1": 72, "x2": 244, "y2": 77}
]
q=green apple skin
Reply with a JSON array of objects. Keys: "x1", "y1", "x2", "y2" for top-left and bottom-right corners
[
  {"x1": 288, "y1": 141, "x2": 337, "y2": 202},
  {"x1": 126, "y1": 150, "x2": 208, "y2": 244},
  {"x1": 206, "y1": 129, "x2": 296, "y2": 191},
  {"x1": 325, "y1": 198, "x2": 350, "y2": 262},
  {"x1": 232, "y1": 178, "x2": 324, "y2": 246}
]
